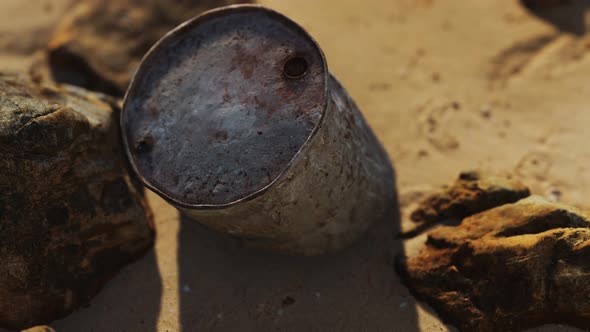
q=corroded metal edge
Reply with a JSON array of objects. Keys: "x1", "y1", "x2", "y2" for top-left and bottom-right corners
[{"x1": 121, "y1": 4, "x2": 329, "y2": 210}]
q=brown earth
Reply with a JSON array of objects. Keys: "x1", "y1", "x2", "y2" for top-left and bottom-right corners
[{"x1": 2, "y1": 0, "x2": 590, "y2": 331}]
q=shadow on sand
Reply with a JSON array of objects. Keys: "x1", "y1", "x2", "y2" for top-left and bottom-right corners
[
  {"x1": 177, "y1": 185, "x2": 421, "y2": 331},
  {"x1": 521, "y1": 0, "x2": 589, "y2": 36},
  {"x1": 51, "y1": 250, "x2": 162, "y2": 332}
]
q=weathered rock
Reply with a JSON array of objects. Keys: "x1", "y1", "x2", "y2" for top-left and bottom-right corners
[
  {"x1": 0, "y1": 73, "x2": 154, "y2": 330},
  {"x1": 398, "y1": 196, "x2": 590, "y2": 331},
  {"x1": 30, "y1": 0, "x2": 253, "y2": 96},
  {"x1": 21, "y1": 326, "x2": 56, "y2": 332},
  {"x1": 404, "y1": 171, "x2": 530, "y2": 236}
]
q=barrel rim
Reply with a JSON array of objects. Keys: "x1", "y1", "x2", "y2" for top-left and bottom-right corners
[{"x1": 121, "y1": 4, "x2": 329, "y2": 210}]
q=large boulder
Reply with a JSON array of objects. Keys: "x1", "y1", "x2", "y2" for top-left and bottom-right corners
[{"x1": 0, "y1": 73, "x2": 154, "y2": 329}]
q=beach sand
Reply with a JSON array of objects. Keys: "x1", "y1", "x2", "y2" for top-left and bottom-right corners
[{"x1": 1, "y1": 0, "x2": 589, "y2": 331}]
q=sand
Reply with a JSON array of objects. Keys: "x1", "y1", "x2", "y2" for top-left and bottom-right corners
[{"x1": 1, "y1": 0, "x2": 589, "y2": 331}]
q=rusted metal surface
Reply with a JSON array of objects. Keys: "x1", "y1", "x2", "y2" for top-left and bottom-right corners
[{"x1": 122, "y1": 5, "x2": 397, "y2": 255}]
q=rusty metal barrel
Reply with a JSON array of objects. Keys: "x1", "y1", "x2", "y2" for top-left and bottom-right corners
[{"x1": 121, "y1": 4, "x2": 397, "y2": 255}]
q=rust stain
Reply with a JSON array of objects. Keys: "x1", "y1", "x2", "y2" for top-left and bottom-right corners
[{"x1": 231, "y1": 48, "x2": 257, "y2": 80}]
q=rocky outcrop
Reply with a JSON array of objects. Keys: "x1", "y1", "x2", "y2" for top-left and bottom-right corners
[
  {"x1": 404, "y1": 171, "x2": 530, "y2": 236},
  {"x1": 0, "y1": 73, "x2": 154, "y2": 329},
  {"x1": 399, "y1": 195, "x2": 590, "y2": 331},
  {"x1": 30, "y1": 0, "x2": 253, "y2": 96}
]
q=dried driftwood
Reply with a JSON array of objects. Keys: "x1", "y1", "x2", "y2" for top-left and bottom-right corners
[{"x1": 0, "y1": 73, "x2": 154, "y2": 329}]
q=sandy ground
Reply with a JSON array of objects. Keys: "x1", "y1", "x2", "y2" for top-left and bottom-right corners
[{"x1": 2, "y1": 0, "x2": 590, "y2": 331}]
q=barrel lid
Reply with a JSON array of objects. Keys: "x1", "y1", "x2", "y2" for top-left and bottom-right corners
[{"x1": 122, "y1": 5, "x2": 327, "y2": 208}]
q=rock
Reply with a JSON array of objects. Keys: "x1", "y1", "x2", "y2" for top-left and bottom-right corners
[
  {"x1": 398, "y1": 196, "x2": 590, "y2": 331},
  {"x1": 404, "y1": 171, "x2": 530, "y2": 236},
  {"x1": 0, "y1": 73, "x2": 154, "y2": 330},
  {"x1": 21, "y1": 326, "x2": 56, "y2": 332},
  {"x1": 30, "y1": 0, "x2": 253, "y2": 96}
]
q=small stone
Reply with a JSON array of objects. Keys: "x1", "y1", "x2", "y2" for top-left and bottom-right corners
[
  {"x1": 547, "y1": 188, "x2": 562, "y2": 202},
  {"x1": 480, "y1": 104, "x2": 492, "y2": 118}
]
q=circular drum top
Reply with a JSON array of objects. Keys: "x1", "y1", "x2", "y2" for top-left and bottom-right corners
[{"x1": 122, "y1": 5, "x2": 327, "y2": 207}]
